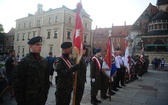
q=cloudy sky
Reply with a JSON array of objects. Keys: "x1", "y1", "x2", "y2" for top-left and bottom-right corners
[{"x1": 0, "y1": 0, "x2": 157, "y2": 32}]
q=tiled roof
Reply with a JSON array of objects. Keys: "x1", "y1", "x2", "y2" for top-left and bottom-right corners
[
  {"x1": 112, "y1": 25, "x2": 132, "y2": 36},
  {"x1": 93, "y1": 28, "x2": 112, "y2": 38},
  {"x1": 6, "y1": 28, "x2": 15, "y2": 36}
]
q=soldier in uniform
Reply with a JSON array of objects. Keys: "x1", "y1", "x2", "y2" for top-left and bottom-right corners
[
  {"x1": 55, "y1": 42, "x2": 79, "y2": 105},
  {"x1": 13, "y1": 36, "x2": 50, "y2": 105},
  {"x1": 75, "y1": 46, "x2": 87, "y2": 105},
  {"x1": 135, "y1": 56, "x2": 143, "y2": 78},
  {"x1": 90, "y1": 48, "x2": 102, "y2": 105}
]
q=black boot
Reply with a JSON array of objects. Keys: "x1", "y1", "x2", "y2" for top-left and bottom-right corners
[
  {"x1": 91, "y1": 97, "x2": 97, "y2": 105},
  {"x1": 95, "y1": 97, "x2": 101, "y2": 103},
  {"x1": 0, "y1": 97, "x2": 4, "y2": 103}
]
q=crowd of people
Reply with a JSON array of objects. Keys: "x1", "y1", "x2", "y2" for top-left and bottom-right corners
[
  {"x1": 0, "y1": 36, "x2": 151, "y2": 105},
  {"x1": 151, "y1": 57, "x2": 166, "y2": 70}
]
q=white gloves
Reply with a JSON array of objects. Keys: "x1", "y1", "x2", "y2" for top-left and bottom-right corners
[{"x1": 91, "y1": 78, "x2": 95, "y2": 82}]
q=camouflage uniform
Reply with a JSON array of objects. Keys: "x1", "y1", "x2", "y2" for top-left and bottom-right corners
[
  {"x1": 13, "y1": 53, "x2": 50, "y2": 105},
  {"x1": 55, "y1": 54, "x2": 74, "y2": 105},
  {"x1": 75, "y1": 57, "x2": 87, "y2": 105},
  {"x1": 135, "y1": 59, "x2": 143, "y2": 77}
]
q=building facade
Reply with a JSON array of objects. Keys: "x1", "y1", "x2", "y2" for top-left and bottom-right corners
[
  {"x1": 4, "y1": 28, "x2": 15, "y2": 53},
  {"x1": 129, "y1": 0, "x2": 168, "y2": 62},
  {"x1": 92, "y1": 25, "x2": 132, "y2": 55},
  {"x1": 14, "y1": 4, "x2": 92, "y2": 58}
]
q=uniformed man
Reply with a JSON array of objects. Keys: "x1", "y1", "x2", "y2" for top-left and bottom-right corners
[
  {"x1": 13, "y1": 36, "x2": 50, "y2": 105},
  {"x1": 135, "y1": 56, "x2": 143, "y2": 79},
  {"x1": 90, "y1": 48, "x2": 102, "y2": 105},
  {"x1": 55, "y1": 42, "x2": 79, "y2": 105},
  {"x1": 75, "y1": 46, "x2": 87, "y2": 105}
]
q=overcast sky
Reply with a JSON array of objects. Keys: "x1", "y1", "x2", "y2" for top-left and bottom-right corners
[{"x1": 0, "y1": 0, "x2": 157, "y2": 32}]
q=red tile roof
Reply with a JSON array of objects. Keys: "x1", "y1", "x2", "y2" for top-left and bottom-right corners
[
  {"x1": 112, "y1": 25, "x2": 132, "y2": 37},
  {"x1": 93, "y1": 28, "x2": 112, "y2": 38}
]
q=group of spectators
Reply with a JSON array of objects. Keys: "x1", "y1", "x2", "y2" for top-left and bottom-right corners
[{"x1": 151, "y1": 57, "x2": 166, "y2": 70}]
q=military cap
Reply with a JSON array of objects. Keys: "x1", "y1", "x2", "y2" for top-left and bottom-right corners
[
  {"x1": 61, "y1": 42, "x2": 72, "y2": 49},
  {"x1": 94, "y1": 48, "x2": 101, "y2": 54},
  {"x1": 28, "y1": 36, "x2": 42, "y2": 45}
]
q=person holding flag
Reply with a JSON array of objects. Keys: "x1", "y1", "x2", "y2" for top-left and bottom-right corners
[
  {"x1": 90, "y1": 48, "x2": 102, "y2": 105},
  {"x1": 55, "y1": 42, "x2": 79, "y2": 105},
  {"x1": 72, "y1": 2, "x2": 85, "y2": 105},
  {"x1": 75, "y1": 46, "x2": 87, "y2": 105}
]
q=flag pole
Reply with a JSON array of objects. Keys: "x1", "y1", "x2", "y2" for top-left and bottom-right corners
[{"x1": 72, "y1": 2, "x2": 83, "y2": 105}]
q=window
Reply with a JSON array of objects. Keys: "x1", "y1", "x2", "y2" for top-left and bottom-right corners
[
  {"x1": 28, "y1": 32, "x2": 31, "y2": 40},
  {"x1": 24, "y1": 22, "x2": 26, "y2": 28},
  {"x1": 36, "y1": 19, "x2": 40, "y2": 26},
  {"x1": 84, "y1": 35, "x2": 87, "y2": 43},
  {"x1": 11, "y1": 42, "x2": 14, "y2": 46},
  {"x1": 29, "y1": 21, "x2": 31, "y2": 27},
  {"x1": 54, "y1": 30, "x2": 58, "y2": 38},
  {"x1": 116, "y1": 44, "x2": 120, "y2": 50},
  {"x1": 18, "y1": 24, "x2": 20, "y2": 29},
  {"x1": 155, "y1": 24, "x2": 157, "y2": 29},
  {"x1": 50, "y1": 46, "x2": 53, "y2": 52},
  {"x1": 22, "y1": 33, "x2": 25, "y2": 41},
  {"x1": 117, "y1": 38, "x2": 120, "y2": 42},
  {"x1": 33, "y1": 31, "x2": 36, "y2": 37},
  {"x1": 94, "y1": 41, "x2": 97, "y2": 44},
  {"x1": 48, "y1": 17, "x2": 51, "y2": 23},
  {"x1": 17, "y1": 34, "x2": 19, "y2": 41},
  {"x1": 85, "y1": 23, "x2": 88, "y2": 29},
  {"x1": 68, "y1": 16, "x2": 72, "y2": 23},
  {"x1": 163, "y1": 24, "x2": 166, "y2": 29},
  {"x1": 55, "y1": 15, "x2": 59, "y2": 22},
  {"x1": 67, "y1": 31, "x2": 71, "y2": 39},
  {"x1": 18, "y1": 46, "x2": 20, "y2": 53},
  {"x1": 47, "y1": 31, "x2": 51, "y2": 39},
  {"x1": 6, "y1": 42, "x2": 9, "y2": 46},
  {"x1": 22, "y1": 47, "x2": 24, "y2": 53}
]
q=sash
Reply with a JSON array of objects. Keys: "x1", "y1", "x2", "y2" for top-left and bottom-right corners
[
  {"x1": 92, "y1": 56, "x2": 101, "y2": 71},
  {"x1": 60, "y1": 57, "x2": 73, "y2": 69}
]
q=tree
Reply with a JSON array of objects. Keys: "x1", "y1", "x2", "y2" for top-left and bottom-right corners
[{"x1": 0, "y1": 24, "x2": 4, "y2": 33}]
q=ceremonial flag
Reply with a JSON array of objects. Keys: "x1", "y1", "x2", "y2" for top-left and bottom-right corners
[
  {"x1": 72, "y1": 2, "x2": 83, "y2": 105},
  {"x1": 124, "y1": 40, "x2": 130, "y2": 75},
  {"x1": 110, "y1": 39, "x2": 117, "y2": 77},
  {"x1": 73, "y1": 2, "x2": 83, "y2": 62},
  {"x1": 140, "y1": 46, "x2": 145, "y2": 63},
  {"x1": 102, "y1": 36, "x2": 112, "y2": 78}
]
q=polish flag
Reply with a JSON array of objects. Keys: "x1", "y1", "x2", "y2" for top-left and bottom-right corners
[{"x1": 73, "y1": 2, "x2": 83, "y2": 59}]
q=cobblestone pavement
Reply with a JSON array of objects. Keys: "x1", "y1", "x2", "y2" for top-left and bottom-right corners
[{"x1": 1, "y1": 64, "x2": 168, "y2": 105}]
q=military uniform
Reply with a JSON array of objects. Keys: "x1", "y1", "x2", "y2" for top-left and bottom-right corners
[
  {"x1": 90, "y1": 48, "x2": 102, "y2": 105},
  {"x1": 55, "y1": 42, "x2": 79, "y2": 105},
  {"x1": 75, "y1": 57, "x2": 87, "y2": 105},
  {"x1": 135, "y1": 58, "x2": 143, "y2": 77},
  {"x1": 13, "y1": 36, "x2": 50, "y2": 105}
]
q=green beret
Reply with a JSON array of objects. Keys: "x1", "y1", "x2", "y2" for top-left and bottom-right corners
[
  {"x1": 61, "y1": 42, "x2": 72, "y2": 49},
  {"x1": 28, "y1": 36, "x2": 42, "y2": 45}
]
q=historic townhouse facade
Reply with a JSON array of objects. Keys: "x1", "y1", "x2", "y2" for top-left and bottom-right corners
[{"x1": 14, "y1": 4, "x2": 92, "y2": 58}]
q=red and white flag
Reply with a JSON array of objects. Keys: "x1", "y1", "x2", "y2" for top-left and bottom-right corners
[
  {"x1": 102, "y1": 36, "x2": 112, "y2": 78},
  {"x1": 73, "y1": 2, "x2": 83, "y2": 61},
  {"x1": 124, "y1": 40, "x2": 130, "y2": 75},
  {"x1": 140, "y1": 46, "x2": 145, "y2": 63}
]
